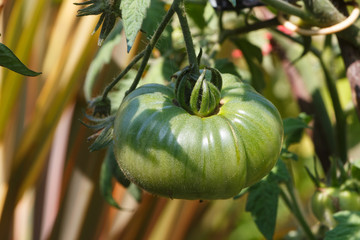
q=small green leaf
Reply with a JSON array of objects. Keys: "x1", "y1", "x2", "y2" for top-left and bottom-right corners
[
  {"x1": 292, "y1": 36, "x2": 311, "y2": 63},
  {"x1": 214, "y1": 59, "x2": 242, "y2": 78},
  {"x1": 141, "y1": 0, "x2": 166, "y2": 36},
  {"x1": 325, "y1": 211, "x2": 360, "y2": 240},
  {"x1": 0, "y1": 42, "x2": 41, "y2": 76},
  {"x1": 121, "y1": 0, "x2": 151, "y2": 52},
  {"x1": 270, "y1": 158, "x2": 291, "y2": 183},
  {"x1": 229, "y1": 0, "x2": 237, "y2": 7},
  {"x1": 185, "y1": 0, "x2": 207, "y2": 29},
  {"x1": 246, "y1": 178, "x2": 280, "y2": 240},
  {"x1": 283, "y1": 113, "x2": 312, "y2": 147},
  {"x1": 100, "y1": 147, "x2": 121, "y2": 209}
]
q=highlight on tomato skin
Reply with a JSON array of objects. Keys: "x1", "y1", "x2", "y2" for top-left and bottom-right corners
[{"x1": 112, "y1": 70, "x2": 284, "y2": 200}]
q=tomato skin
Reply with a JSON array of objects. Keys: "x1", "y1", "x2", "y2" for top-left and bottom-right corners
[
  {"x1": 311, "y1": 187, "x2": 360, "y2": 227},
  {"x1": 113, "y1": 73, "x2": 283, "y2": 200}
]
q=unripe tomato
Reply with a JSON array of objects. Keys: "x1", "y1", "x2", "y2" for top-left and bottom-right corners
[
  {"x1": 311, "y1": 187, "x2": 360, "y2": 227},
  {"x1": 113, "y1": 73, "x2": 283, "y2": 200}
]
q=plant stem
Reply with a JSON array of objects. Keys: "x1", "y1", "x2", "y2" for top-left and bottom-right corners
[
  {"x1": 123, "y1": 0, "x2": 180, "y2": 97},
  {"x1": 219, "y1": 18, "x2": 279, "y2": 44},
  {"x1": 102, "y1": 49, "x2": 146, "y2": 100},
  {"x1": 174, "y1": 0, "x2": 199, "y2": 74},
  {"x1": 318, "y1": 57, "x2": 347, "y2": 163},
  {"x1": 260, "y1": 0, "x2": 311, "y2": 20},
  {"x1": 280, "y1": 184, "x2": 317, "y2": 240},
  {"x1": 274, "y1": 30, "x2": 347, "y2": 163}
]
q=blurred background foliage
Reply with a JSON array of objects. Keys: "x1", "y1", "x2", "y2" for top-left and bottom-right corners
[{"x1": 0, "y1": 0, "x2": 359, "y2": 239}]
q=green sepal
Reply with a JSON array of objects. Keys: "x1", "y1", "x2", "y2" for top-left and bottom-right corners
[
  {"x1": 207, "y1": 67, "x2": 222, "y2": 91},
  {"x1": 175, "y1": 67, "x2": 222, "y2": 117}
]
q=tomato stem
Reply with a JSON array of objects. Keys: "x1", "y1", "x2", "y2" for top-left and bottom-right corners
[
  {"x1": 124, "y1": 0, "x2": 181, "y2": 97},
  {"x1": 102, "y1": 49, "x2": 146, "y2": 100},
  {"x1": 280, "y1": 183, "x2": 317, "y2": 240},
  {"x1": 102, "y1": 0, "x2": 180, "y2": 99},
  {"x1": 260, "y1": 0, "x2": 311, "y2": 21},
  {"x1": 175, "y1": 0, "x2": 199, "y2": 74}
]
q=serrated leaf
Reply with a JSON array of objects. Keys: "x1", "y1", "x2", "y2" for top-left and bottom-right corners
[
  {"x1": 283, "y1": 113, "x2": 312, "y2": 147},
  {"x1": 325, "y1": 211, "x2": 360, "y2": 240},
  {"x1": 270, "y1": 158, "x2": 291, "y2": 183},
  {"x1": 141, "y1": 0, "x2": 166, "y2": 36},
  {"x1": 0, "y1": 42, "x2": 41, "y2": 76},
  {"x1": 84, "y1": 22, "x2": 123, "y2": 101},
  {"x1": 246, "y1": 179, "x2": 280, "y2": 240},
  {"x1": 121, "y1": 0, "x2": 151, "y2": 52}
]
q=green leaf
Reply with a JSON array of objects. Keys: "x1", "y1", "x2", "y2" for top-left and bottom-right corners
[
  {"x1": 325, "y1": 211, "x2": 360, "y2": 240},
  {"x1": 121, "y1": 0, "x2": 151, "y2": 52},
  {"x1": 185, "y1": 1, "x2": 207, "y2": 29},
  {"x1": 100, "y1": 146, "x2": 122, "y2": 209},
  {"x1": 246, "y1": 178, "x2": 280, "y2": 240},
  {"x1": 127, "y1": 183, "x2": 142, "y2": 203},
  {"x1": 232, "y1": 38, "x2": 265, "y2": 92},
  {"x1": 270, "y1": 159, "x2": 291, "y2": 183},
  {"x1": 141, "y1": 0, "x2": 166, "y2": 36},
  {"x1": 292, "y1": 36, "x2": 312, "y2": 63},
  {"x1": 0, "y1": 42, "x2": 41, "y2": 76},
  {"x1": 283, "y1": 113, "x2": 312, "y2": 147},
  {"x1": 83, "y1": 21, "x2": 123, "y2": 101},
  {"x1": 214, "y1": 59, "x2": 242, "y2": 78}
]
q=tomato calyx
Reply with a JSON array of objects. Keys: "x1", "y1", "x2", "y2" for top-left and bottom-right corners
[
  {"x1": 90, "y1": 96, "x2": 112, "y2": 117},
  {"x1": 174, "y1": 66, "x2": 223, "y2": 117}
]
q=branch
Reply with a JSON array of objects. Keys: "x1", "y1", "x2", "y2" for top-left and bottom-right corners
[{"x1": 124, "y1": 0, "x2": 180, "y2": 96}]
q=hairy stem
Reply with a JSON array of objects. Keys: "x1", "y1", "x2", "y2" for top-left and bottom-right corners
[
  {"x1": 102, "y1": 49, "x2": 145, "y2": 99},
  {"x1": 280, "y1": 184, "x2": 316, "y2": 240},
  {"x1": 175, "y1": 0, "x2": 199, "y2": 74},
  {"x1": 123, "y1": 0, "x2": 180, "y2": 97}
]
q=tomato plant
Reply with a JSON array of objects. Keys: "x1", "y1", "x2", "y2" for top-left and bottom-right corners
[
  {"x1": 113, "y1": 70, "x2": 283, "y2": 199},
  {"x1": 311, "y1": 186, "x2": 360, "y2": 227}
]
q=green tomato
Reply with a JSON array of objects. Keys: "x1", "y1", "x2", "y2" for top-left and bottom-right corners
[
  {"x1": 113, "y1": 73, "x2": 283, "y2": 200},
  {"x1": 311, "y1": 187, "x2": 360, "y2": 227}
]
